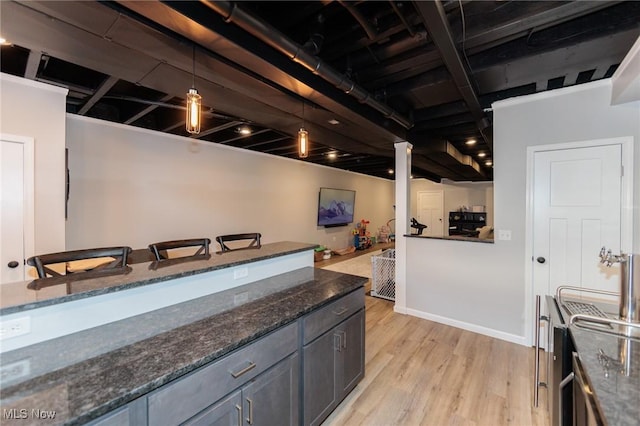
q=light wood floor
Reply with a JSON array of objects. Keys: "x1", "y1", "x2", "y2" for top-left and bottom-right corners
[{"x1": 322, "y1": 295, "x2": 550, "y2": 426}]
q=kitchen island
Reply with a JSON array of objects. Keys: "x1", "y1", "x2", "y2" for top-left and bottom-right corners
[{"x1": 0, "y1": 266, "x2": 367, "y2": 425}]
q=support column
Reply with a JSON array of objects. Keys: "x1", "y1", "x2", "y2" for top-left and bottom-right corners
[{"x1": 394, "y1": 141, "x2": 412, "y2": 314}]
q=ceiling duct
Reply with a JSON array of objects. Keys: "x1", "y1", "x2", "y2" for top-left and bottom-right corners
[
  {"x1": 414, "y1": 140, "x2": 485, "y2": 179},
  {"x1": 200, "y1": 0, "x2": 414, "y2": 130},
  {"x1": 337, "y1": 0, "x2": 377, "y2": 40}
]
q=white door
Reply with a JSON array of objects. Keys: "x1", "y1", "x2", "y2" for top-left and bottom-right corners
[
  {"x1": 1, "y1": 135, "x2": 34, "y2": 284},
  {"x1": 417, "y1": 190, "x2": 444, "y2": 237},
  {"x1": 532, "y1": 143, "x2": 622, "y2": 302}
]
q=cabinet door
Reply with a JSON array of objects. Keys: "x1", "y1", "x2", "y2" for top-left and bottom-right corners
[
  {"x1": 87, "y1": 397, "x2": 147, "y2": 426},
  {"x1": 336, "y1": 309, "x2": 364, "y2": 398},
  {"x1": 303, "y1": 330, "x2": 338, "y2": 426},
  {"x1": 242, "y1": 353, "x2": 299, "y2": 426},
  {"x1": 184, "y1": 390, "x2": 242, "y2": 426}
]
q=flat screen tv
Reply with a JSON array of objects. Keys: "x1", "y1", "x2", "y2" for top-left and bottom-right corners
[{"x1": 317, "y1": 187, "x2": 356, "y2": 227}]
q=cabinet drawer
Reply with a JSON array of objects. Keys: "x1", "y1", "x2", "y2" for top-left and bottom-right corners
[
  {"x1": 148, "y1": 322, "x2": 298, "y2": 426},
  {"x1": 303, "y1": 289, "x2": 364, "y2": 345}
]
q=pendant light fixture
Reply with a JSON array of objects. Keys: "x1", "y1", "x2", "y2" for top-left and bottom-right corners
[
  {"x1": 186, "y1": 45, "x2": 201, "y2": 134},
  {"x1": 298, "y1": 102, "x2": 309, "y2": 158}
]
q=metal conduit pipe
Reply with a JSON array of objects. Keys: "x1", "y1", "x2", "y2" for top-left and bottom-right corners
[{"x1": 201, "y1": 0, "x2": 413, "y2": 129}]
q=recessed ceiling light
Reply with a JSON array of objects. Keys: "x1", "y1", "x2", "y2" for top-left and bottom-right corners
[
  {"x1": 486, "y1": 160, "x2": 493, "y2": 166},
  {"x1": 388, "y1": 169, "x2": 394, "y2": 174},
  {"x1": 328, "y1": 118, "x2": 340, "y2": 125},
  {"x1": 327, "y1": 151, "x2": 337, "y2": 159},
  {"x1": 238, "y1": 125, "x2": 252, "y2": 135},
  {"x1": 478, "y1": 152, "x2": 486, "y2": 158},
  {"x1": 465, "y1": 139, "x2": 476, "y2": 145}
]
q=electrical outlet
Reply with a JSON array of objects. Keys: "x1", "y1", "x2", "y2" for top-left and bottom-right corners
[
  {"x1": 0, "y1": 359, "x2": 31, "y2": 383},
  {"x1": 498, "y1": 230, "x2": 512, "y2": 241},
  {"x1": 234, "y1": 291, "x2": 249, "y2": 305},
  {"x1": 0, "y1": 317, "x2": 31, "y2": 340},
  {"x1": 233, "y1": 267, "x2": 249, "y2": 279}
]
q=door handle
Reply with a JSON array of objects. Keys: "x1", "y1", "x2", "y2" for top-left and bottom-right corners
[
  {"x1": 7, "y1": 261, "x2": 19, "y2": 268},
  {"x1": 536, "y1": 257, "x2": 546, "y2": 264}
]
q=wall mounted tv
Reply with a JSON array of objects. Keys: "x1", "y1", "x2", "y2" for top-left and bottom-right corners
[{"x1": 317, "y1": 187, "x2": 356, "y2": 227}]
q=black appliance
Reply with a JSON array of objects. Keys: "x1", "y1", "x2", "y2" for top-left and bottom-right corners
[
  {"x1": 448, "y1": 212, "x2": 485, "y2": 236},
  {"x1": 545, "y1": 295, "x2": 575, "y2": 426}
]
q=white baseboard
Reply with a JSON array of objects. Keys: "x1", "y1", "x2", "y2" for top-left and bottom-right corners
[
  {"x1": 393, "y1": 304, "x2": 407, "y2": 314},
  {"x1": 405, "y1": 307, "x2": 528, "y2": 346}
]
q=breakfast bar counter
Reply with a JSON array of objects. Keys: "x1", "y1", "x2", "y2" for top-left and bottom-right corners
[{"x1": 1, "y1": 241, "x2": 317, "y2": 315}]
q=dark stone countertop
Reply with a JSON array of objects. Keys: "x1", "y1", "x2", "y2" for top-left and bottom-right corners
[
  {"x1": 404, "y1": 234, "x2": 494, "y2": 243},
  {"x1": 0, "y1": 241, "x2": 317, "y2": 315},
  {"x1": 558, "y1": 298, "x2": 640, "y2": 426},
  {"x1": 569, "y1": 324, "x2": 640, "y2": 426},
  {"x1": 0, "y1": 267, "x2": 367, "y2": 425}
]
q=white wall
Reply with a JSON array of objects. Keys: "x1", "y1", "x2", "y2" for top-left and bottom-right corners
[
  {"x1": 65, "y1": 115, "x2": 394, "y2": 251},
  {"x1": 404, "y1": 79, "x2": 639, "y2": 345},
  {"x1": 410, "y1": 179, "x2": 494, "y2": 230},
  {"x1": 0, "y1": 73, "x2": 67, "y2": 256}
]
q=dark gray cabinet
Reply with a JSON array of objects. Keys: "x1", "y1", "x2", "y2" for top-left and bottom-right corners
[
  {"x1": 86, "y1": 397, "x2": 147, "y2": 426},
  {"x1": 148, "y1": 322, "x2": 298, "y2": 426},
  {"x1": 89, "y1": 289, "x2": 364, "y2": 426},
  {"x1": 185, "y1": 390, "x2": 242, "y2": 426},
  {"x1": 302, "y1": 290, "x2": 365, "y2": 426},
  {"x1": 337, "y1": 310, "x2": 365, "y2": 396},
  {"x1": 185, "y1": 353, "x2": 299, "y2": 426}
]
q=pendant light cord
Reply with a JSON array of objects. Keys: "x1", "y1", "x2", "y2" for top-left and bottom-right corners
[{"x1": 192, "y1": 45, "x2": 196, "y2": 89}]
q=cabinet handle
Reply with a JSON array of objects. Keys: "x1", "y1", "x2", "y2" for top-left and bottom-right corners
[
  {"x1": 334, "y1": 331, "x2": 347, "y2": 351},
  {"x1": 235, "y1": 404, "x2": 242, "y2": 426},
  {"x1": 230, "y1": 361, "x2": 256, "y2": 378},
  {"x1": 333, "y1": 307, "x2": 348, "y2": 316},
  {"x1": 334, "y1": 333, "x2": 342, "y2": 352},
  {"x1": 246, "y1": 397, "x2": 253, "y2": 425}
]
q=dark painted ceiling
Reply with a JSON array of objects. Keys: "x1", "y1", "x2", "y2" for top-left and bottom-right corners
[{"x1": 1, "y1": 1, "x2": 638, "y2": 181}]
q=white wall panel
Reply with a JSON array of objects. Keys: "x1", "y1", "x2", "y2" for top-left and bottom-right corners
[
  {"x1": 65, "y1": 115, "x2": 394, "y2": 251},
  {"x1": 405, "y1": 79, "x2": 638, "y2": 344},
  {"x1": 0, "y1": 73, "x2": 67, "y2": 257}
]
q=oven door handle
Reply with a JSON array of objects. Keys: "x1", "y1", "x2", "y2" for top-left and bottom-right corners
[{"x1": 534, "y1": 294, "x2": 549, "y2": 407}]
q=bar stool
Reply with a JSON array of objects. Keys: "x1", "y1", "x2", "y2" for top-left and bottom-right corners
[
  {"x1": 27, "y1": 246, "x2": 132, "y2": 279},
  {"x1": 148, "y1": 238, "x2": 211, "y2": 261},
  {"x1": 216, "y1": 233, "x2": 262, "y2": 252}
]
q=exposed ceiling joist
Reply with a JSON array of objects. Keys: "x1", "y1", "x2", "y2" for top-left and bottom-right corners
[
  {"x1": 3, "y1": 0, "x2": 635, "y2": 181},
  {"x1": 414, "y1": 0, "x2": 493, "y2": 152},
  {"x1": 78, "y1": 75, "x2": 119, "y2": 115}
]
